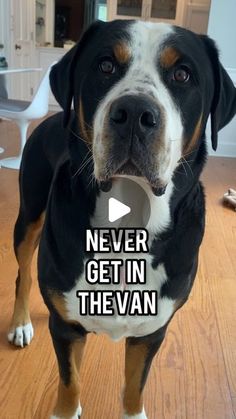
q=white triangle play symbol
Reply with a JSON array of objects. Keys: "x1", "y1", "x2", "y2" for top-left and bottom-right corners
[{"x1": 108, "y1": 197, "x2": 131, "y2": 223}]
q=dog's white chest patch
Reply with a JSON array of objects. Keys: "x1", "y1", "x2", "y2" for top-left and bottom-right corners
[
  {"x1": 64, "y1": 258, "x2": 174, "y2": 341},
  {"x1": 63, "y1": 181, "x2": 175, "y2": 341}
]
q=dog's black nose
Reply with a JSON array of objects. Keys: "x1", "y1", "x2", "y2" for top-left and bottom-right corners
[{"x1": 109, "y1": 95, "x2": 159, "y2": 139}]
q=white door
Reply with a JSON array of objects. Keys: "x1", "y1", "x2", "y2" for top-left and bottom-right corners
[
  {"x1": 9, "y1": 0, "x2": 36, "y2": 100},
  {"x1": 0, "y1": 0, "x2": 5, "y2": 53},
  {"x1": 0, "y1": 0, "x2": 10, "y2": 60}
]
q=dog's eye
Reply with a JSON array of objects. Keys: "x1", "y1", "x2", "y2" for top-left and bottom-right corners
[
  {"x1": 173, "y1": 67, "x2": 190, "y2": 83},
  {"x1": 99, "y1": 57, "x2": 116, "y2": 74}
]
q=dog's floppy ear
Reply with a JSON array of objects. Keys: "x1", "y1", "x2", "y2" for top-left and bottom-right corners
[
  {"x1": 199, "y1": 35, "x2": 236, "y2": 151},
  {"x1": 50, "y1": 20, "x2": 105, "y2": 126}
]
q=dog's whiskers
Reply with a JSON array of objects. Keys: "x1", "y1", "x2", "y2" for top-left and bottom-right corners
[
  {"x1": 180, "y1": 161, "x2": 188, "y2": 177},
  {"x1": 72, "y1": 152, "x2": 93, "y2": 179},
  {"x1": 87, "y1": 170, "x2": 96, "y2": 189},
  {"x1": 180, "y1": 156, "x2": 194, "y2": 177},
  {"x1": 70, "y1": 128, "x2": 91, "y2": 150},
  {"x1": 174, "y1": 169, "x2": 186, "y2": 177},
  {"x1": 181, "y1": 148, "x2": 198, "y2": 159},
  {"x1": 84, "y1": 121, "x2": 93, "y2": 131}
]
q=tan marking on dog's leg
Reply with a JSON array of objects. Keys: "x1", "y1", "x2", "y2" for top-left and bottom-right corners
[
  {"x1": 123, "y1": 342, "x2": 148, "y2": 416},
  {"x1": 50, "y1": 292, "x2": 69, "y2": 322},
  {"x1": 53, "y1": 339, "x2": 86, "y2": 418},
  {"x1": 8, "y1": 213, "x2": 45, "y2": 346},
  {"x1": 49, "y1": 292, "x2": 82, "y2": 328}
]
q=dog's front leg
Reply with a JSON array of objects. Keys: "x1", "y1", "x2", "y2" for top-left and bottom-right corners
[
  {"x1": 123, "y1": 325, "x2": 167, "y2": 419},
  {"x1": 49, "y1": 315, "x2": 86, "y2": 419}
]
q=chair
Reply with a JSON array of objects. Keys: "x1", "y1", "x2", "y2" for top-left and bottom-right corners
[{"x1": 0, "y1": 64, "x2": 54, "y2": 169}]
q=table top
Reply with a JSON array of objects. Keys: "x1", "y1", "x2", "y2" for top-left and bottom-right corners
[{"x1": 0, "y1": 67, "x2": 42, "y2": 75}]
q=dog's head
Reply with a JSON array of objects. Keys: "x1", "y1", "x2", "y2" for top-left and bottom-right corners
[{"x1": 50, "y1": 20, "x2": 236, "y2": 195}]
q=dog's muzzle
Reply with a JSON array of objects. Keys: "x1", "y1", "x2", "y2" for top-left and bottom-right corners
[{"x1": 95, "y1": 94, "x2": 167, "y2": 196}]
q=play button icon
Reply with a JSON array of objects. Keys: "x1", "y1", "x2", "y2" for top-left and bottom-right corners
[
  {"x1": 91, "y1": 176, "x2": 151, "y2": 231},
  {"x1": 109, "y1": 198, "x2": 131, "y2": 223}
]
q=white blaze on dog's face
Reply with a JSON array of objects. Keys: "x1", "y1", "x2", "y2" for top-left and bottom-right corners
[{"x1": 93, "y1": 21, "x2": 183, "y2": 195}]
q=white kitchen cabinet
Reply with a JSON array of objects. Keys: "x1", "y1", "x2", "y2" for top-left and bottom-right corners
[{"x1": 107, "y1": 0, "x2": 211, "y2": 32}]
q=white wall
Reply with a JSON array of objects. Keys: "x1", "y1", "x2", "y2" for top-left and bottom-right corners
[
  {"x1": 207, "y1": 0, "x2": 236, "y2": 157},
  {"x1": 208, "y1": 0, "x2": 236, "y2": 68}
]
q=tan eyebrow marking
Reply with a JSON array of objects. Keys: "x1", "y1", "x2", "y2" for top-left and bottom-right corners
[
  {"x1": 160, "y1": 46, "x2": 181, "y2": 68},
  {"x1": 114, "y1": 42, "x2": 131, "y2": 64}
]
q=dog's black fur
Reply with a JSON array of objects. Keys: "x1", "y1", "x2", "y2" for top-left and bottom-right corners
[{"x1": 10, "y1": 20, "x2": 236, "y2": 418}]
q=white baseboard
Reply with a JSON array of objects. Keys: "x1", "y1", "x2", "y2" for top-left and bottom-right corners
[
  {"x1": 49, "y1": 104, "x2": 62, "y2": 112},
  {"x1": 207, "y1": 122, "x2": 236, "y2": 157},
  {"x1": 208, "y1": 141, "x2": 236, "y2": 157}
]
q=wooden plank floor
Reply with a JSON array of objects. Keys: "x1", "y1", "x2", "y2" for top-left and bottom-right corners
[{"x1": 0, "y1": 118, "x2": 236, "y2": 419}]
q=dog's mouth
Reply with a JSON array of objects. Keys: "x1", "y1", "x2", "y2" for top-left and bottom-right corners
[
  {"x1": 116, "y1": 159, "x2": 143, "y2": 177},
  {"x1": 98, "y1": 159, "x2": 167, "y2": 196}
]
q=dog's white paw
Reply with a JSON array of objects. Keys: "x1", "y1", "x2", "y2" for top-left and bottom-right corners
[
  {"x1": 123, "y1": 407, "x2": 147, "y2": 419},
  {"x1": 8, "y1": 322, "x2": 34, "y2": 347},
  {"x1": 51, "y1": 403, "x2": 82, "y2": 418}
]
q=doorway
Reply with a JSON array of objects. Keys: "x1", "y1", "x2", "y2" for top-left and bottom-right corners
[{"x1": 54, "y1": 0, "x2": 85, "y2": 47}]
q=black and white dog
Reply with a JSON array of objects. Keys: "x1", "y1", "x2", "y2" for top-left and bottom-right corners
[{"x1": 8, "y1": 20, "x2": 236, "y2": 418}]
